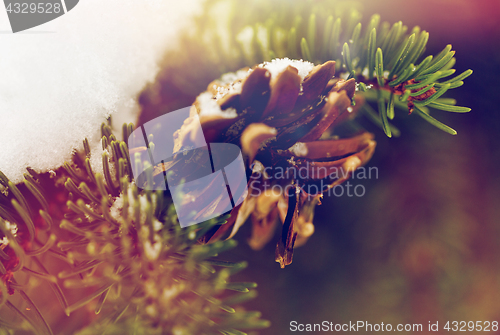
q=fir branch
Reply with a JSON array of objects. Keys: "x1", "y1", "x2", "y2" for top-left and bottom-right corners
[
  {"x1": 176, "y1": 1, "x2": 472, "y2": 137},
  {"x1": 0, "y1": 124, "x2": 268, "y2": 335}
]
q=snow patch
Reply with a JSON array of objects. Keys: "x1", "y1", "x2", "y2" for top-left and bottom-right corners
[
  {"x1": 289, "y1": 142, "x2": 308, "y2": 157},
  {"x1": 197, "y1": 92, "x2": 238, "y2": 118},
  {"x1": 0, "y1": 221, "x2": 17, "y2": 246},
  {"x1": 218, "y1": 69, "x2": 249, "y2": 86},
  {"x1": 0, "y1": 0, "x2": 202, "y2": 184},
  {"x1": 258, "y1": 58, "x2": 314, "y2": 80}
]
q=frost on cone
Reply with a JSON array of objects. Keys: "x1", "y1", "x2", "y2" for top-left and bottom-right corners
[{"x1": 169, "y1": 58, "x2": 376, "y2": 267}]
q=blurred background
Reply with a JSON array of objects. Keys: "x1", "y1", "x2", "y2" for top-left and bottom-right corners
[{"x1": 138, "y1": 0, "x2": 500, "y2": 333}]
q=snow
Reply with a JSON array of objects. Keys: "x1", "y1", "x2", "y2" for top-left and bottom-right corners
[
  {"x1": 0, "y1": 0, "x2": 202, "y2": 184},
  {"x1": 198, "y1": 58, "x2": 314, "y2": 118},
  {"x1": 289, "y1": 142, "x2": 308, "y2": 157},
  {"x1": 0, "y1": 221, "x2": 17, "y2": 246},
  {"x1": 218, "y1": 69, "x2": 250, "y2": 86},
  {"x1": 208, "y1": 69, "x2": 249, "y2": 102},
  {"x1": 109, "y1": 182, "x2": 156, "y2": 225},
  {"x1": 89, "y1": 139, "x2": 111, "y2": 179},
  {"x1": 258, "y1": 58, "x2": 314, "y2": 80},
  {"x1": 214, "y1": 81, "x2": 243, "y2": 101},
  {"x1": 197, "y1": 92, "x2": 238, "y2": 118}
]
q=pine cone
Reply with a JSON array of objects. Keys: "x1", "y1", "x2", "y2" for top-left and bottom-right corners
[{"x1": 163, "y1": 59, "x2": 376, "y2": 267}]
